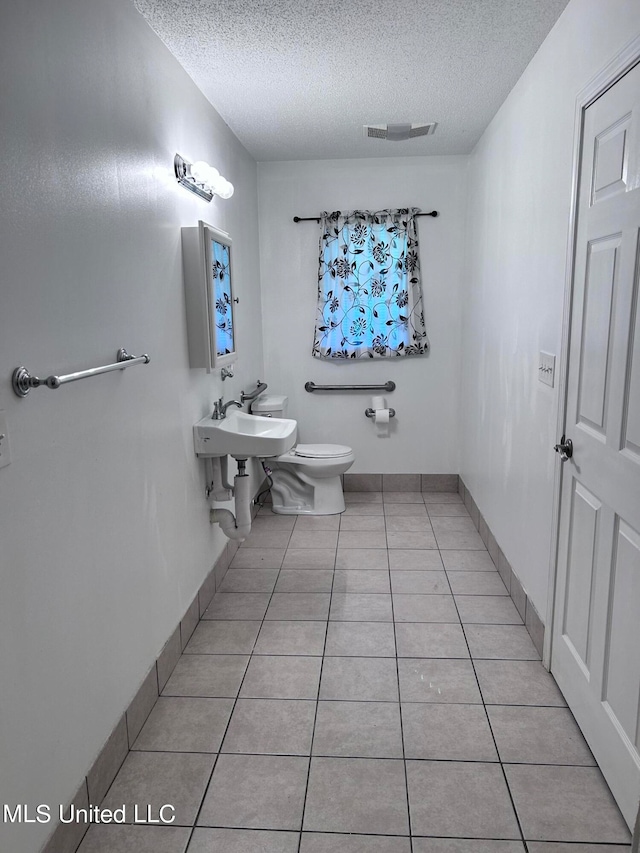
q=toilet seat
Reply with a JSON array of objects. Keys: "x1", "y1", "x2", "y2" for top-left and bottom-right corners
[{"x1": 293, "y1": 443, "x2": 352, "y2": 459}]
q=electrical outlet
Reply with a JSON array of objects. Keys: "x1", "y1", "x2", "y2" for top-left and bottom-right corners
[
  {"x1": 539, "y1": 352, "x2": 556, "y2": 388},
  {"x1": 0, "y1": 411, "x2": 11, "y2": 469}
]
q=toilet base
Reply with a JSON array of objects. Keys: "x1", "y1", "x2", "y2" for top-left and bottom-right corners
[{"x1": 270, "y1": 469, "x2": 346, "y2": 515}]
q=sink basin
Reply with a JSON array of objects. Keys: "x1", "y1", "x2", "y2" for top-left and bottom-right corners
[{"x1": 194, "y1": 410, "x2": 297, "y2": 459}]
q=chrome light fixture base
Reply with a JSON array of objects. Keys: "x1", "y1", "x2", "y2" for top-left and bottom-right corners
[{"x1": 174, "y1": 153, "x2": 214, "y2": 202}]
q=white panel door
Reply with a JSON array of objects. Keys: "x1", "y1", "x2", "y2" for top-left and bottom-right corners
[{"x1": 552, "y1": 60, "x2": 640, "y2": 828}]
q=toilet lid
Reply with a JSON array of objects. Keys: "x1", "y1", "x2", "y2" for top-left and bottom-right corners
[{"x1": 293, "y1": 443, "x2": 352, "y2": 459}]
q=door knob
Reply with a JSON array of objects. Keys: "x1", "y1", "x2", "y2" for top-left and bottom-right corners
[{"x1": 554, "y1": 435, "x2": 573, "y2": 461}]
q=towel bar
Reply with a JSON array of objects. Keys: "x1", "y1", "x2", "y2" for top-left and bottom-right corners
[{"x1": 12, "y1": 348, "x2": 150, "y2": 398}]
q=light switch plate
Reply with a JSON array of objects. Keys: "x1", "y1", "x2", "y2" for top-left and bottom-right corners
[
  {"x1": 0, "y1": 411, "x2": 11, "y2": 469},
  {"x1": 539, "y1": 352, "x2": 556, "y2": 387}
]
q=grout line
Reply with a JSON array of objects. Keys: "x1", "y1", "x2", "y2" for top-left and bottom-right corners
[
  {"x1": 128, "y1": 744, "x2": 599, "y2": 769},
  {"x1": 184, "y1": 520, "x2": 297, "y2": 849},
  {"x1": 444, "y1": 566, "x2": 530, "y2": 852},
  {"x1": 81, "y1": 820, "x2": 626, "y2": 846},
  {"x1": 155, "y1": 693, "x2": 570, "y2": 707},
  {"x1": 302, "y1": 831, "x2": 626, "y2": 844},
  {"x1": 387, "y1": 531, "x2": 414, "y2": 852},
  {"x1": 295, "y1": 513, "x2": 340, "y2": 853}
]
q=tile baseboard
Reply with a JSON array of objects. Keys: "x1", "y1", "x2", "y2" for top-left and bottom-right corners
[
  {"x1": 41, "y1": 502, "x2": 258, "y2": 853},
  {"x1": 343, "y1": 473, "x2": 459, "y2": 493},
  {"x1": 459, "y1": 477, "x2": 545, "y2": 658},
  {"x1": 420, "y1": 474, "x2": 459, "y2": 493}
]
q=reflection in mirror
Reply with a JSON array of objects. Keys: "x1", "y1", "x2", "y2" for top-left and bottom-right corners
[{"x1": 210, "y1": 236, "x2": 234, "y2": 358}]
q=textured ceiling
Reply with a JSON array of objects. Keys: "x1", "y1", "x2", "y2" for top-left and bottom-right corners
[{"x1": 133, "y1": 0, "x2": 569, "y2": 161}]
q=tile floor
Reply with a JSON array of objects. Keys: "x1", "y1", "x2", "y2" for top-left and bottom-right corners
[{"x1": 78, "y1": 491, "x2": 632, "y2": 852}]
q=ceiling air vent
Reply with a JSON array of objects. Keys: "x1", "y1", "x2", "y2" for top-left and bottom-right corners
[{"x1": 363, "y1": 122, "x2": 437, "y2": 141}]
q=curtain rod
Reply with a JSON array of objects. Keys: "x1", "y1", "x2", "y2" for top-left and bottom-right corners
[{"x1": 293, "y1": 210, "x2": 438, "y2": 223}]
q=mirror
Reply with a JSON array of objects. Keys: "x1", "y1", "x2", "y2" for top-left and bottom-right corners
[
  {"x1": 182, "y1": 220, "x2": 238, "y2": 372},
  {"x1": 205, "y1": 224, "x2": 236, "y2": 367}
]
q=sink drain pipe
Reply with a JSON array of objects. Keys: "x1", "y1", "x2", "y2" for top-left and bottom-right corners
[
  {"x1": 204, "y1": 456, "x2": 234, "y2": 502},
  {"x1": 210, "y1": 459, "x2": 252, "y2": 541}
]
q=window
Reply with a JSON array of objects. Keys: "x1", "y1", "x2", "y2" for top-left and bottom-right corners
[{"x1": 312, "y1": 209, "x2": 428, "y2": 359}]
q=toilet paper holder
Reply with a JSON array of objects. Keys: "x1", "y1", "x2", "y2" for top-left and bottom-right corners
[{"x1": 365, "y1": 407, "x2": 396, "y2": 419}]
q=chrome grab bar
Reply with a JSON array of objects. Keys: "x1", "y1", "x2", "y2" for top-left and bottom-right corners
[
  {"x1": 305, "y1": 380, "x2": 396, "y2": 393},
  {"x1": 12, "y1": 348, "x2": 150, "y2": 398}
]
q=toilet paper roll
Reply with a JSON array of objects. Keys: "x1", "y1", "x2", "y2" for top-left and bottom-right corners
[
  {"x1": 374, "y1": 407, "x2": 391, "y2": 437},
  {"x1": 370, "y1": 396, "x2": 390, "y2": 435}
]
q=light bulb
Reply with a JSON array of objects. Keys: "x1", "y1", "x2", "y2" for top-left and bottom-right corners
[
  {"x1": 210, "y1": 174, "x2": 226, "y2": 195},
  {"x1": 190, "y1": 160, "x2": 211, "y2": 184},
  {"x1": 203, "y1": 165, "x2": 220, "y2": 189},
  {"x1": 219, "y1": 180, "x2": 234, "y2": 199}
]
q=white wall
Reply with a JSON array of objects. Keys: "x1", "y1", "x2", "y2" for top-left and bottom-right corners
[
  {"x1": 460, "y1": 0, "x2": 640, "y2": 616},
  {"x1": 258, "y1": 157, "x2": 467, "y2": 474},
  {"x1": 0, "y1": 2, "x2": 263, "y2": 850}
]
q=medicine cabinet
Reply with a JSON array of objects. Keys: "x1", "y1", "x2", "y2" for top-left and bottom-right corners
[{"x1": 182, "y1": 220, "x2": 237, "y2": 371}]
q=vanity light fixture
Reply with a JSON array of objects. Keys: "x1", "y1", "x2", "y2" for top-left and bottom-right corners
[{"x1": 174, "y1": 154, "x2": 234, "y2": 202}]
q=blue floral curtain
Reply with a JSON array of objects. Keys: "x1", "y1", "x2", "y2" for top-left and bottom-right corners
[{"x1": 312, "y1": 209, "x2": 428, "y2": 359}]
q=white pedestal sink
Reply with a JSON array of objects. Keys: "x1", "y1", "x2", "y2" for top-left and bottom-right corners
[{"x1": 193, "y1": 410, "x2": 297, "y2": 459}]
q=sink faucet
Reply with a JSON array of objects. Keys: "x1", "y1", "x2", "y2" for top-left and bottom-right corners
[{"x1": 212, "y1": 397, "x2": 243, "y2": 420}]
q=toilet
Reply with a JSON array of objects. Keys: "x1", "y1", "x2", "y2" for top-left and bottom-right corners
[{"x1": 250, "y1": 394, "x2": 355, "y2": 515}]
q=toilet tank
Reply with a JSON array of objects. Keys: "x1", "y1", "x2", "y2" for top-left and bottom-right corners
[{"x1": 250, "y1": 394, "x2": 289, "y2": 418}]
